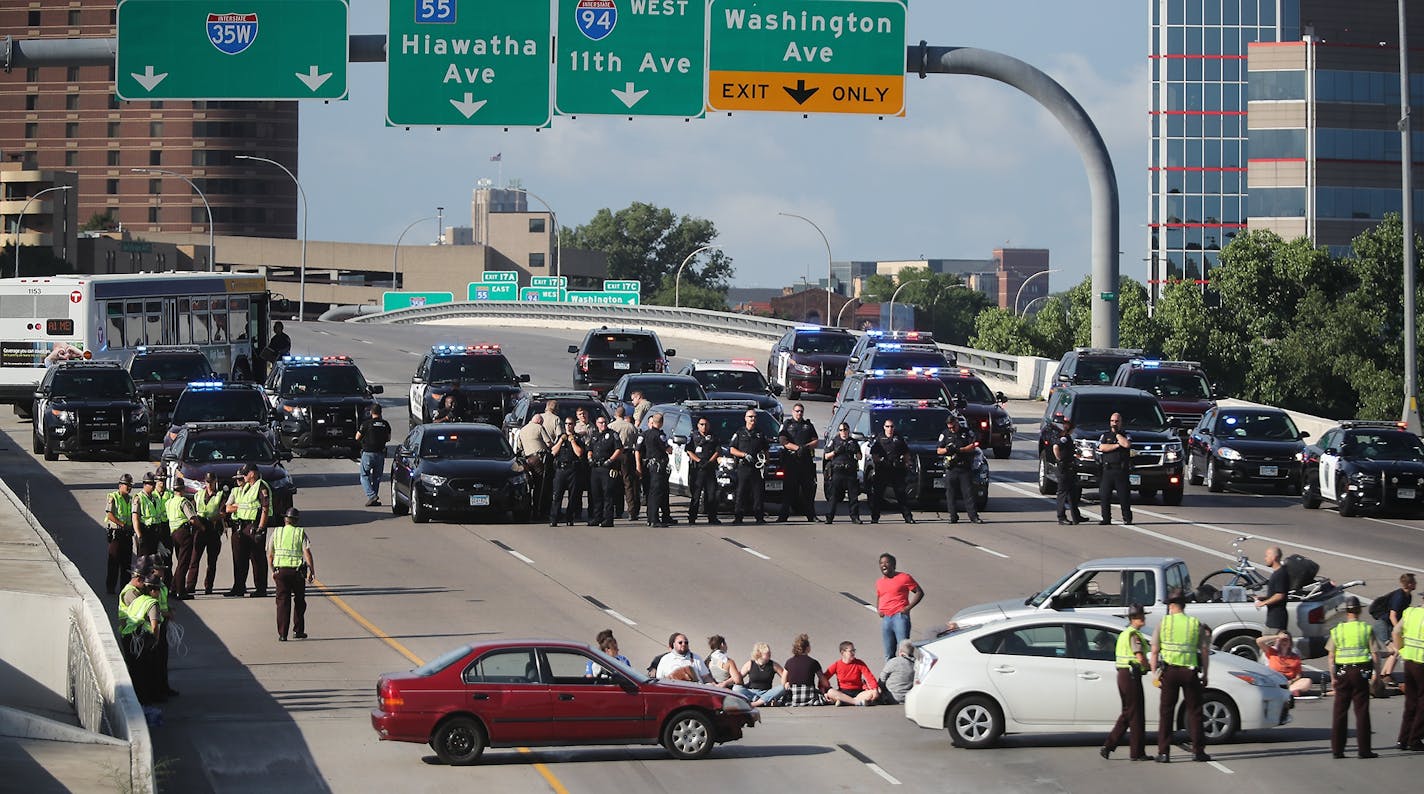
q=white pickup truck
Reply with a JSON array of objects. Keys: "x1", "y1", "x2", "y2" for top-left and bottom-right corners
[{"x1": 950, "y1": 556, "x2": 1359, "y2": 660}]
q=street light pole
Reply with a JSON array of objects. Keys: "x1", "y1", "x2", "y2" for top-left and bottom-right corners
[
  {"x1": 835, "y1": 296, "x2": 861, "y2": 328},
  {"x1": 503, "y1": 187, "x2": 560, "y2": 279},
  {"x1": 11, "y1": 185, "x2": 72, "y2": 277},
  {"x1": 887, "y1": 277, "x2": 927, "y2": 334},
  {"x1": 235, "y1": 155, "x2": 308, "y2": 321},
  {"x1": 1014, "y1": 268, "x2": 1062, "y2": 316},
  {"x1": 1400, "y1": 0, "x2": 1421, "y2": 432},
  {"x1": 133, "y1": 168, "x2": 214, "y2": 271},
  {"x1": 1019, "y1": 295, "x2": 1053, "y2": 316},
  {"x1": 674, "y1": 244, "x2": 721, "y2": 308},
  {"x1": 778, "y1": 212, "x2": 833, "y2": 323},
  {"x1": 391, "y1": 216, "x2": 436, "y2": 289}
]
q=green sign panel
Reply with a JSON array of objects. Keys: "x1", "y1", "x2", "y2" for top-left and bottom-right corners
[
  {"x1": 603, "y1": 279, "x2": 641, "y2": 293},
  {"x1": 567, "y1": 290, "x2": 641, "y2": 306},
  {"x1": 383, "y1": 291, "x2": 454, "y2": 311},
  {"x1": 1100, "y1": 292, "x2": 1118, "y2": 301},
  {"x1": 468, "y1": 282, "x2": 519, "y2": 301},
  {"x1": 531, "y1": 275, "x2": 568, "y2": 287},
  {"x1": 116, "y1": 0, "x2": 349, "y2": 100},
  {"x1": 386, "y1": 0, "x2": 552, "y2": 127},
  {"x1": 555, "y1": 0, "x2": 706, "y2": 117},
  {"x1": 482, "y1": 270, "x2": 520, "y2": 283},
  {"x1": 520, "y1": 287, "x2": 566, "y2": 302}
]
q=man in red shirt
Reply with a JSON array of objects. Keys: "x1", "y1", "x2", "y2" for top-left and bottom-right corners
[
  {"x1": 825, "y1": 641, "x2": 880, "y2": 706},
  {"x1": 876, "y1": 553, "x2": 924, "y2": 661}
]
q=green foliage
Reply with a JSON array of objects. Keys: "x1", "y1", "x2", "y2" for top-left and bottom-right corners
[
  {"x1": 0, "y1": 244, "x2": 73, "y2": 277},
  {"x1": 860, "y1": 267, "x2": 991, "y2": 344},
  {"x1": 82, "y1": 212, "x2": 118, "y2": 232},
  {"x1": 562, "y1": 202, "x2": 733, "y2": 294},
  {"x1": 645, "y1": 274, "x2": 729, "y2": 311},
  {"x1": 970, "y1": 307, "x2": 1037, "y2": 355}
]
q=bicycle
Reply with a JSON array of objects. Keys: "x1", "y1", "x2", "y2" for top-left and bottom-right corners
[{"x1": 1197, "y1": 536, "x2": 1361, "y2": 603}]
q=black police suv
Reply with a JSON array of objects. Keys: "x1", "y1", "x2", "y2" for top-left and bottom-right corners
[
  {"x1": 569, "y1": 327, "x2": 676, "y2": 396},
  {"x1": 160, "y1": 421, "x2": 296, "y2": 513},
  {"x1": 164, "y1": 381, "x2": 271, "y2": 451},
  {"x1": 1111, "y1": 359, "x2": 1219, "y2": 434},
  {"x1": 845, "y1": 330, "x2": 956, "y2": 373},
  {"x1": 264, "y1": 355, "x2": 383, "y2": 456},
  {"x1": 676, "y1": 359, "x2": 783, "y2": 420},
  {"x1": 1186, "y1": 406, "x2": 1308, "y2": 494},
  {"x1": 654, "y1": 399, "x2": 786, "y2": 507},
  {"x1": 1037, "y1": 385, "x2": 1185, "y2": 505},
  {"x1": 124, "y1": 346, "x2": 217, "y2": 439},
  {"x1": 1301, "y1": 420, "x2": 1424, "y2": 517},
  {"x1": 605, "y1": 373, "x2": 706, "y2": 419},
  {"x1": 32, "y1": 360, "x2": 149, "y2": 461},
  {"x1": 390, "y1": 423, "x2": 532, "y2": 524},
  {"x1": 824, "y1": 398, "x2": 989, "y2": 511},
  {"x1": 408, "y1": 343, "x2": 530, "y2": 426},
  {"x1": 1049, "y1": 347, "x2": 1146, "y2": 396},
  {"x1": 833, "y1": 369, "x2": 950, "y2": 413},
  {"x1": 767, "y1": 325, "x2": 857, "y2": 399},
  {"x1": 501, "y1": 390, "x2": 609, "y2": 448},
  {"x1": 850, "y1": 342, "x2": 952, "y2": 377},
  {"x1": 937, "y1": 369, "x2": 1015, "y2": 459}
]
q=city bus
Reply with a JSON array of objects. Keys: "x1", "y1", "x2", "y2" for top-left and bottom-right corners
[{"x1": 0, "y1": 272, "x2": 271, "y2": 414}]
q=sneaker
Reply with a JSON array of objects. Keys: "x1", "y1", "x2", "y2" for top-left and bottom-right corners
[{"x1": 365, "y1": 497, "x2": 379, "y2": 507}]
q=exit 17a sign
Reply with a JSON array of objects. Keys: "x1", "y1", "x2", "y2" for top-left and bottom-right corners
[
  {"x1": 116, "y1": 0, "x2": 349, "y2": 100},
  {"x1": 555, "y1": 0, "x2": 706, "y2": 117}
]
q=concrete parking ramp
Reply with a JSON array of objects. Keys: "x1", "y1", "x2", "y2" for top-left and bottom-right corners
[{"x1": 0, "y1": 478, "x2": 153, "y2": 794}]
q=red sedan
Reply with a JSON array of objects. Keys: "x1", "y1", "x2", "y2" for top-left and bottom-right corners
[{"x1": 371, "y1": 640, "x2": 760, "y2": 765}]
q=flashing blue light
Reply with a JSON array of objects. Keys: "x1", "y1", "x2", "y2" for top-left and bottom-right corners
[
  {"x1": 865, "y1": 330, "x2": 884, "y2": 337},
  {"x1": 911, "y1": 366, "x2": 939, "y2": 376},
  {"x1": 795, "y1": 325, "x2": 824, "y2": 331},
  {"x1": 871, "y1": 369, "x2": 885, "y2": 376},
  {"x1": 136, "y1": 346, "x2": 148, "y2": 353},
  {"x1": 186, "y1": 380, "x2": 225, "y2": 389},
  {"x1": 1140, "y1": 359, "x2": 1161, "y2": 368},
  {"x1": 878, "y1": 343, "x2": 903, "y2": 351},
  {"x1": 1224, "y1": 416, "x2": 1238, "y2": 425}
]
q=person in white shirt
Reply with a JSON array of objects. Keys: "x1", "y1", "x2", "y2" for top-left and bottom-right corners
[{"x1": 655, "y1": 632, "x2": 714, "y2": 683}]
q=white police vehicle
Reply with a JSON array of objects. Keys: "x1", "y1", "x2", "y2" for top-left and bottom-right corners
[{"x1": 408, "y1": 343, "x2": 528, "y2": 426}]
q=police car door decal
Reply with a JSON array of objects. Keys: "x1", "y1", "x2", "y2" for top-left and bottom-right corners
[
  {"x1": 1320, "y1": 450, "x2": 1339, "y2": 500},
  {"x1": 409, "y1": 380, "x2": 422, "y2": 420},
  {"x1": 777, "y1": 351, "x2": 790, "y2": 387},
  {"x1": 670, "y1": 434, "x2": 688, "y2": 490}
]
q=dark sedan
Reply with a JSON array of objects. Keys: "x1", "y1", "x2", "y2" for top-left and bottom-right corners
[
  {"x1": 1186, "y1": 407, "x2": 1308, "y2": 493},
  {"x1": 371, "y1": 639, "x2": 758, "y2": 765},
  {"x1": 390, "y1": 423, "x2": 532, "y2": 523},
  {"x1": 160, "y1": 421, "x2": 296, "y2": 513}
]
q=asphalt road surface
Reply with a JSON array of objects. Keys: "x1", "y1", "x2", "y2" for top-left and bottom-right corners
[{"x1": 4, "y1": 320, "x2": 1421, "y2": 793}]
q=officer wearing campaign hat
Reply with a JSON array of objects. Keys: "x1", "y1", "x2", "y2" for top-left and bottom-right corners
[
  {"x1": 225, "y1": 462, "x2": 272, "y2": 598},
  {"x1": 131, "y1": 472, "x2": 165, "y2": 557},
  {"x1": 1330, "y1": 595, "x2": 1381, "y2": 758},
  {"x1": 104, "y1": 474, "x2": 136, "y2": 594},
  {"x1": 267, "y1": 505, "x2": 315, "y2": 642},
  {"x1": 1102, "y1": 603, "x2": 1152, "y2": 761},
  {"x1": 1151, "y1": 589, "x2": 1211, "y2": 762}
]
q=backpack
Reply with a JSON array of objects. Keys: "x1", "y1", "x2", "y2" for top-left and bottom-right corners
[
  {"x1": 1282, "y1": 554, "x2": 1319, "y2": 592},
  {"x1": 1370, "y1": 589, "x2": 1403, "y2": 621}
]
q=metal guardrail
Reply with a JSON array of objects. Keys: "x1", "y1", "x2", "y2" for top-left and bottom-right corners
[{"x1": 68, "y1": 617, "x2": 109, "y2": 736}]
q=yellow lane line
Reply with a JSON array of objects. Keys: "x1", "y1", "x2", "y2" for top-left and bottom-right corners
[{"x1": 311, "y1": 577, "x2": 572, "y2": 794}]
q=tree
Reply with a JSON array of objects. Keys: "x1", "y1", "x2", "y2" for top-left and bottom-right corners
[
  {"x1": 970, "y1": 308, "x2": 1037, "y2": 355},
  {"x1": 646, "y1": 274, "x2": 728, "y2": 312},
  {"x1": 81, "y1": 212, "x2": 118, "y2": 232},
  {"x1": 855, "y1": 267, "x2": 990, "y2": 344},
  {"x1": 562, "y1": 202, "x2": 734, "y2": 299}
]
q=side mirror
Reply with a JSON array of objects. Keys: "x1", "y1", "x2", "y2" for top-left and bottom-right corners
[
  {"x1": 617, "y1": 676, "x2": 639, "y2": 695},
  {"x1": 672, "y1": 434, "x2": 688, "y2": 445},
  {"x1": 771, "y1": 384, "x2": 783, "y2": 396},
  {"x1": 519, "y1": 374, "x2": 531, "y2": 383},
  {"x1": 664, "y1": 348, "x2": 677, "y2": 357},
  {"x1": 568, "y1": 345, "x2": 579, "y2": 354},
  {"x1": 851, "y1": 432, "x2": 868, "y2": 442},
  {"x1": 1164, "y1": 417, "x2": 1179, "y2": 428},
  {"x1": 411, "y1": 376, "x2": 425, "y2": 385},
  {"x1": 1049, "y1": 594, "x2": 1074, "y2": 610},
  {"x1": 1299, "y1": 430, "x2": 1311, "y2": 439},
  {"x1": 1324, "y1": 446, "x2": 1338, "y2": 456},
  {"x1": 995, "y1": 391, "x2": 1008, "y2": 404},
  {"x1": 1057, "y1": 373, "x2": 1071, "y2": 382},
  {"x1": 370, "y1": 385, "x2": 384, "y2": 395}
]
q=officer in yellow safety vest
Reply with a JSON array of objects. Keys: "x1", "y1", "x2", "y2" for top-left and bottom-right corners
[
  {"x1": 1151, "y1": 589, "x2": 1212, "y2": 763},
  {"x1": 104, "y1": 473, "x2": 135, "y2": 594},
  {"x1": 185, "y1": 472, "x2": 227, "y2": 596},
  {"x1": 165, "y1": 486, "x2": 202, "y2": 599},
  {"x1": 118, "y1": 576, "x2": 162, "y2": 704},
  {"x1": 130, "y1": 473, "x2": 165, "y2": 556},
  {"x1": 1101, "y1": 603, "x2": 1153, "y2": 761},
  {"x1": 266, "y1": 507, "x2": 315, "y2": 642},
  {"x1": 223, "y1": 463, "x2": 272, "y2": 598},
  {"x1": 1393, "y1": 586, "x2": 1424, "y2": 751},
  {"x1": 1329, "y1": 596, "x2": 1381, "y2": 758}
]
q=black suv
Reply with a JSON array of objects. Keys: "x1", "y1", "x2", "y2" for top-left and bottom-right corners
[
  {"x1": 1036, "y1": 385, "x2": 1185, "y2": 505},
  {"x1": 501, "y1": 390, "x2": 609, "y2": 448},
  {"x1": 1302, "y1": 420, "x2": 1424, "y2": 516},
  {"x1": 32, "y1": 361, "x2": 149, "y2": 461},
  {"x1": 569, "y1": 327, "x2": 676, "y2": 396},
  {"x1": 1049, "y1": 347, "x2": 1146, "y2": 395},
  {"x1": 160, "y1": 421, "x2": 296, "y2": 513},
  {"x1": 845, "y1": 330, "x2": 955, "y2": 374},
  {"x1": 125, "y1": 346, "x2": 217, "y2": 439},
  {"x1": 850, "y1": 342, "x2": 952, "y2": 376},
  {"x1": 409, "y1": 344, "x2": 530, "y2": 426},
  {"x1": 767, "y1": 325, "x2": 857, "y2": 399},
  {"x1": 264, "y1": 355, "x2": 383, "y2": 456},
  {"x1": 824, "y1": 398, "x2": 989, "y2": 511},
  {"x1": 164, "y1": 381, "x2": 271, "y2": 451}
]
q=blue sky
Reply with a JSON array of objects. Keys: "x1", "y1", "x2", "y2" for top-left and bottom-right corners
[{"x1": 300, "y1": 1, "x2": 1146, "y2": 290}]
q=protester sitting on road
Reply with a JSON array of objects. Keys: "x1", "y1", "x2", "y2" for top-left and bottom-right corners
[
  {"x1": 1257, "y1": 632, "x2": 1313, "y2": 697},
  {"x1": 740, "y1": 642, "x2": 787, "y2": 707},
  {"x1": 655, "y1": 632, "x2": 714, "y2": 683},
  {"x1": 824, "y1": 641, "x2": 880, "y2": 706},
  {"x1": 783, "y1": 633, "x2": 829, "y2": 706},
  {"x1": 706, "y1": 635, "x2": 751, "y2": 698},
  {"x1": 879, "y1": 639, "x2": 916, "y2": 704}
]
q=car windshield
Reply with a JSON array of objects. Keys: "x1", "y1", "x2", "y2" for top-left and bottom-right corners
[
  {"x1": 428, "y1": 355, "x2": 516, "y2": 383},
  {"x1": 872, "y1": 409, "x2": 951, "y2": 443},
  {"x1": 944, "y1": 378, "x2": 996, "y2": 405},
  {"x1": 172, "y1": 391, "x2": 266, "y2": 424},
  {"x1": 185, "y1": 434, "x2": 277, "y2": 462},
  {"x1": 1076, "y1": 358, "x2": 1130, "y2": 384},
  {"x1": 631, "y1": 380, "x2": 704, "y2": 404},
  {"x1": 420, "y1": 431, "x2": 513, "y2": 459},
  {"x1": 52, "y1": 370, "x2": 133, "y2": 398},
  {"x1": 1069, "y1": 397, "x2": 1168, "y2": 431},
  {"x1": 861, "y1": 379, "x2": 948, "y2": 402},
  {"x1": 1029, "y1": 567, "x2": 1081, "y2": 607},
  {"x1": 1214, "y1": 411, "x2": 1300, "y2": 440},
  {"x1": 696, "y1": 411, "x2": 779, "y2": 442},
  {"x1": 866, "y1": 350, "x2": 950, "y2": 371},
  {"x1": 1131, "y1": 369, "x2": 1211, "y2": 400},
  {"x1": 132, "y1": 356, "x2": 210, "y2": 383},
  {"x1": 1342, "y1": 430, "x2": 1424, "y2": 462},
  {"x1": 585, "y1": 334, "x2": 660, "y2": 357},
  {"x1": 793, "y1": 333, "x2": 856, "y2": 355},
  {"x1": 696, "y1": 370, "x2": 767, "y2": 393},
  {"x1": 278, "y1": 366, "x2": 368, "y2": 396}
]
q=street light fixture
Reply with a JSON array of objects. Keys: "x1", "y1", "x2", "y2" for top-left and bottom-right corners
[
  {"x1": 11, "y1": 185, "x2": 72, "y2": 277},
  {"x1": 391, "y1": 215, "x2": 437, "y2": 289},
  {"x1": 1019, "y1": 295, "x2": 1053, "y2": 316},
  {"x1": 778, "y1": 212, "x2": 833, "y2": 324},
  {"x1": 133, "y1": 168, "x2": 214, "y2": 271},
  {"x1": 501, "y1": 186, "x2": 561, "y2": 278},
  {"x1": 887, "y1": 277, "x2": 929, "y2": 334},
  {"x1": 835, "y1": 296, "x2": 861, "y2": 328},
  {"x1": 674, "y1": 244, "x2": 721, "y2": 308},
  {"x1": 235, "y1": 155, "x2": 308, "y2": 322},
  {"x1": 1014, "y1": 268, "x2": 1062, "y2": 316}
]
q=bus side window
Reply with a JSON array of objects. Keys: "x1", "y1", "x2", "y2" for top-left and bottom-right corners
[
  {"x1": 176, "y1": 299, "x2": 191, "y2": 344},
  {"x1": 211, "y1": 298, "x2": 227, "y2": 342},
  {"x1": 124, "y1": 302, "x2": 143, "y2": 350},
  {"x1": 144, "y1": 301, "x2": 162, "y2": 345},
  {"x1": 229, "y1": 298, "x2": 249, "y2": 342},
  {"x1": 191, "y1": 298, "x2": 210, "y2": 344},
  {"x1": 106, "y1": 303, "x2": 125, "y2": 349}
]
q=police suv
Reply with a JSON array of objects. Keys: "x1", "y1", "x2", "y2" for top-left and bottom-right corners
[
  {"x1": 654, "y1": 400, "x2": 786, "y2": 507},
  {"x1": 409, "y1": 343, "x2": 529, "y2": 426},
  {"x1": 164, "y1": 380, "x2": 271, "y2": 451},
  {"x1": 501, "y1": 390, "x2": 609, "y2": 448},
  {"x1": 124, "y1": 346, "x2": 217, "y2": 439},
  {"x1": 845, "y1": 330, "x2": 956, "y2": 374},
  {"x1": 677, "y1": 358, "x2": 783, "y2": 420},
  {"x1": 32, "y1": 360, "x2": 149, "y2": 461},
  {"x1": 1110, "y1": 358, "x2": 1218, "y2": 435},
  {"x1": 264, "y1": 355, "x2": 383, "y2": 456},
  {"x1": 766, "y1": 325, "x2": 856, "y2": 399}
]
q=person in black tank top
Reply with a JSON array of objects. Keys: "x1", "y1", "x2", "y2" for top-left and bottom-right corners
[{"x1": 738, "y1": 641, "x2": 786, "y2": 707}]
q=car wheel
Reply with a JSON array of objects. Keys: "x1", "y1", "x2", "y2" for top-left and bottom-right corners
[
  {"x1": 1206, "y1": 460, "x2": 1224, "y2": 493},
  {"x1": 1162, "y1": 486, "x2": 1184, "y2": 506},
  {"x1": 31, "y1": 427, "x2": 42, "y2": 454},
  {"x1": 411, "y1": 486, "x2": 430, "y2": 524},
  {"x1": 391, "y1": 485, "x2": 409, "y2": 516},
  {"x1": 947, "y1": 695, "x2": 1003, "y2": 749},
  {"x1": 1195, "y1": 692, "x2": 1240, "y2": 744},
  {"x1": 1338, "y1": 482, "x2": 1357, "y2": 517},
  {"x1": 993, "y1": 445, "x2": 1011, "y2": 460},
  {"x1": 43, "y1": 434, "x2": 58, "y2": 461},
  {"x1": 15, "y1": 403, "x2": 33, "y2": 421},
  {"x1": 1301, "y1": 478, "x2": 1321, "y2": 509},
  {"x1": 430, "y1": 716, "x2": 485, "y2": 765},
  {"x1": 1037, "y1": 454, "x2": 1058, "y2": 495},
  {"x1": 662, "y1": 709, "x2": 714, "y2": 760},
  {"x1": 1218, "y1": 634, "x2": 1261, "y2": 663},
  {"x1": 1186, "y1": 454, "x2": 1203, "y2": 486}
]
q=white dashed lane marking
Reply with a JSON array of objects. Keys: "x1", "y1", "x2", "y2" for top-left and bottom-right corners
[{"x1": 722, "y1": 537, "x2": 770, "y2": 560}]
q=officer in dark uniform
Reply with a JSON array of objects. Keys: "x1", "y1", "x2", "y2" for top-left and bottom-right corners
[
  {"x1": 548, "y1": 417, "x2": 584, "y2": 526},
  {"x1": 777, "y1": 403, "x2": 819, "y2": 523},
  {"x1": 637, "y1": 413, "x2": 674, "y2": 527},
  {"x1": 823, "y1": 422, "x2": 862, "y2": 524},
  {"x1": 104, "y1": 473, "x2": 135, "y2": 594},
  {"x1": 869, "y1": 419, "x2": 916, "y2": 525},
  {"x1": 1054, "y1": 416, "x2": 1086, "y2": 525},
  {"x1": 936, "y1": 414, "x2": 983, "y2": 524},
  {"x1": 686, "y1": 417, "x2": 720, "y2": 525},
  {"x1": 1098, "y1": 412, "x2": 1133, "y2": 525},
  {"x1": 729, "y1": 409, "x2": 768, "y2": 524},
  {"x1": 586, "y1": 415, "x2": 623, "y2": 527},
  {"x1": 431, "y1": 392, "x2": 463, "y2": 423}
]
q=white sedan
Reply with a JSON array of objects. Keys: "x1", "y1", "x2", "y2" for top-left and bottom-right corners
[{"x1": 905, "y1": 614, "x2": 1292, "y2": 748}]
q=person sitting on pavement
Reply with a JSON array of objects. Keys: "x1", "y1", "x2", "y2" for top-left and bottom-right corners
[
  {"x1": 655, "y1": 632, "x2": 714, "y2": 683},
  {"x1": 706, "y1": 635, "x2": 751, "y2": 698},
  {"x1": 1257, "y1": 631, "x2": 1313, "y2": 697},
  {"x1": 824, "y1": 641, "x2": 881, "y2": 706},
  {"x1": 878, "y1": 639, "x2": 916, "y2": 704},
  {"x1": 783, "y1": 633, "x2": 829, "y2": 706},
  {"x1": 740, "y1": 642, "x2": 787, "y2": 707}
]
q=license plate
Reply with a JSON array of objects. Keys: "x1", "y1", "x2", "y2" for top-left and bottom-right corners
[
  {"x1": 91, "y1": 430, "x2": 110, "y2": 441},
  {"x1": 613, "y1": 361, "x2": 631, "y2": 370},
  {"x1": 1129, "y1": 474, "x2": 1141, "y2": 486},
  {"x1": 1399, "y1": 487, "x2": 1417, "y2": 500},
  {"x1": 1260, "y1": 465, "x2": 1278, "y2": 477},
  {"x1": 830, "y1": 380, "x2": 843, "y2": 389},
  {"x1": 764, "y1": 480, "x2": 782, "y2": 491},
  {"x1": 932, "y1": 477, "x2": 945, "y2": 488},
  {"x1": 470, "y1": 495, "x2": 490, "y2": 506}
]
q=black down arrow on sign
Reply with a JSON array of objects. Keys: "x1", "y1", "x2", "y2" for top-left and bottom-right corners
[{"x1": 783, "y1": 79, "x2": 819, "y2": 105}]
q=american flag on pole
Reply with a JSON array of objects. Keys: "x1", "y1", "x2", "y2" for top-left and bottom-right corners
[{"x1": 489, "y1": 153, "x2": 502, "y2": 162}]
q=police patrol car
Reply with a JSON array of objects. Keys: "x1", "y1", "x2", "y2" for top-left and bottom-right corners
[
  {"x1": 124, "y1": 345, "x2": 217, "y2": 439},
  {"x1": 264, "y1": 355, "x2": 383, "y2": 455},
  {"x1": 164, "y1": 380, "x2": 271, "y2": 451},
  {"x1": 500, "y1": 390, "x2": 609, "y2": 448},
  {"x1": 1301, "y1": 420, "x2": 1424, "y2": 517},
  {"x1": 655, "y1": 400, "x2": 786, "y2": 506},
  {"x1": 844, "y1": 330, "x2": 952, "y2": 374},
  {"x1": 409, "y1": 344, "x2": 529, "y2": 426},
  {"x1": 676, "y1": 358, "x2": 783, "y2": 420},
  {"x1": 767, "y1": 325, "x2": 857, "y2": 399}
]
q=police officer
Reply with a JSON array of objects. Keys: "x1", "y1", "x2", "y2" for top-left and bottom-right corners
[
  {"x1": 777, "y1": 403, "x2": 819, "y2": 523},
  {"x1": 1151, "y1": 589, "x2": 1211, "y2": 763},
  {"x1": 1053, "y1": 416, "x2": 1086, "y2": 525},
  {"x1": 609, "y1": 406, "x2": 638, "y2": 518},
  {"x1": 1101, "y1": 603, "x2": 1152, "y2": 761},
  {"x1": 431, "y1": 392, "x2": 462, "y2": 423},
  {"x1": 164, "y1": 484, "x2": 202, "y2": 600},
  {"x1": 130, "y1": 473, "x2": 165, "y2": 557},
  {"x1": 823, "y1": 422, "x2": 862, "y2": 524},
  {"x1": 267, "y1": 507, "x2": 315, "y2": 642},
  {"x1": 573, "y1": 407, "x2": 594, "y2": 521},
  {"x1": 936, "y1": 413, "x2": 983, "y2": 524},
  {"x1": 638, "y1": 412, "x2": 674, "y2": 527},
  {"x1": 548, "y1": 417, "x2": 584, "y2": 526},
  {"x1": 186, "y1": 473, "x2": 226, "y2": 596},
  {"x1": 104, "y1": 474, "x2": 135, "y2": 594},
  {"x1": 118, "y1": 574, "x2": 163, "y2": 704},
  {"x1": 1098, "y1": 412, "x2": 1133, "y2": 525},
  {"x1": 687, "y1": 416, "x2": 721, "y2": 525},
  {"x1": 1329, "y1": 596, "x2": 1381, "y2": 758},
  {"x1": 586, "y1": 415, "x2": 623, "y2": 528},
  {"x1": 224, "y1": 463, "x2": 272, "y2": 598},
  {"x1": 868, "y1": 419, "x2": 916, "y2": 525},
  {"x1": 1393, "y1": 586, "x2": 1424, "y2": 751},
  {"x1": 729, "y1": 409, "x2": 768, "y2": 524}
]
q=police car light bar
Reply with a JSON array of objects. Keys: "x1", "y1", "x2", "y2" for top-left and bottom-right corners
[
  {"x1": 865, "y1": 398, "x2": 944, "y2": 408},
  {"x1": 1339, "y1": 420, "x2": 1409, "y2": 430},
  {"x1": 530, "y1": 390, "x2": 599, "y2": 400},
  {"x1": 185, "y1": 380, "x2": 226, "y2": 389},
  {"x1": 184, "y1": 421, "x2": 265, "y2": 431},
  {"x1": 281, "y1": 355, "x2": 351, "y2": 363},
  {"x1": 909, "y1": 366, "x2": 940, "y2": 376},
  {"x1": 684, "y1": 400, "x2": 759, "y2": 410},
  {"x1": 865, "y1": 330, "x2": 884, "y2": 337},
  {"x1": 795, "y1": 325, "x2": 824, "y2": 331},
  {"x1": 432, "y1": 344, "x2": 501, "y2": 353},
  {"x1": 877, "y1": 343, "x2": 903, "y2": 351}
]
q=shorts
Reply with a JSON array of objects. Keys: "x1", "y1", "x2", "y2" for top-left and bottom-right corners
[{"x1": 839, "y1": 687, "x2": 864, "y2": 698}]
